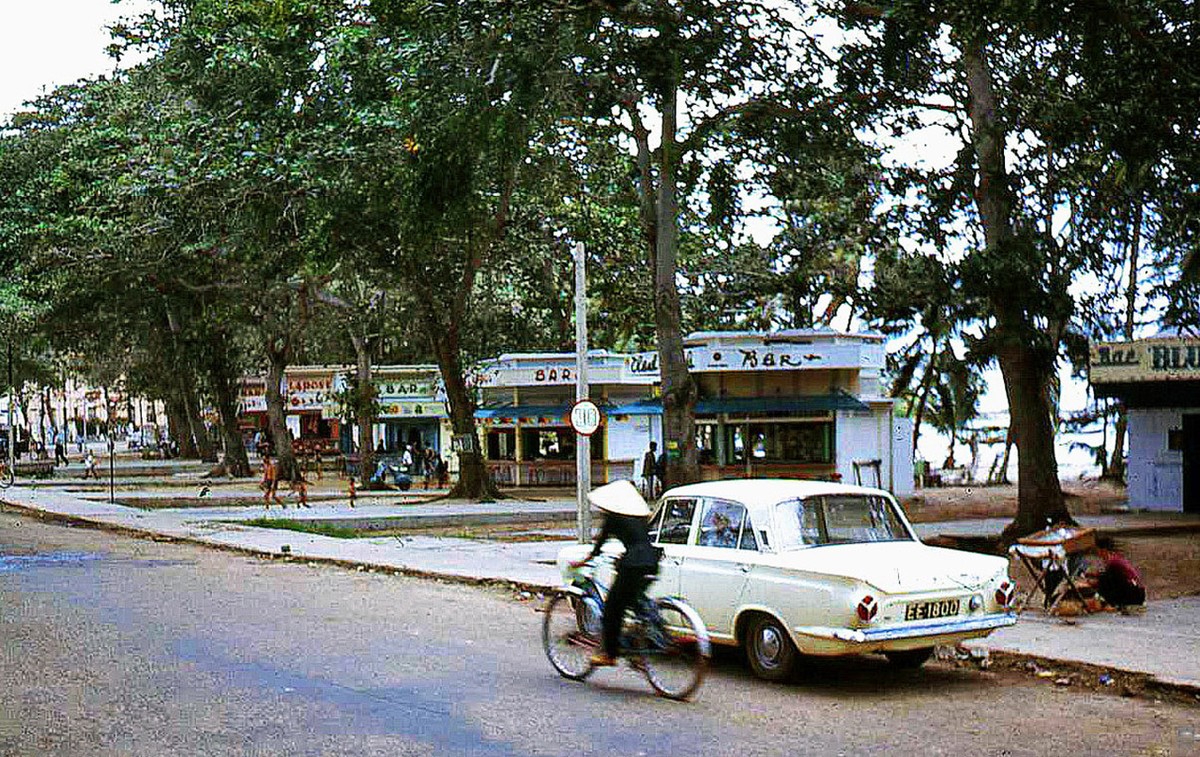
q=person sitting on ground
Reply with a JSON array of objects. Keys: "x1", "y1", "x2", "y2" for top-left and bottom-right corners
[{"x1": 1086, "y1": 536, "x2": 1146, "y2": 611}]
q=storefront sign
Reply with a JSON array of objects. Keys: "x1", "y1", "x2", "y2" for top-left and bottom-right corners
[
  {"x1": 375, "y1": 377, "x2": 438, "y2": 399},
  {"x1": 624, "y1": 343, "x2": 874, "y2": 377},
  {"x1": 452, "y1": 434, "x2": 478, "y2": 453},
  {"x1": 378, "y1": 401, "x2": 445, "y2": 418},
  {"x1": 237, "y1": 380, "x2": 267, "y2": 413},
  {"x1": 1090, "y1": 338, "x2": 1200, "y2": 383},
  {"x1": 476, "y1": 366, "x2": 577, "y2": 386}
]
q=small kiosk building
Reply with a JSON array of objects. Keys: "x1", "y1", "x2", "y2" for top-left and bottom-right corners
[{"x1": 1090, "y1": 333, "x2": 1200, "y2": 512}]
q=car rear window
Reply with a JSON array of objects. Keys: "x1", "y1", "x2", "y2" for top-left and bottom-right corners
[{"x1": 774, "y1": 495, "x2": 913, "y2": 549}]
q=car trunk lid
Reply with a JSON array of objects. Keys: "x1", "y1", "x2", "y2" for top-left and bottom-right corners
[{"x1": 777, "y1": 541, "x2": 1004, "y2": 593}]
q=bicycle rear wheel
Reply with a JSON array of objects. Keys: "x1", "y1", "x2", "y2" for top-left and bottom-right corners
[
  {"x1": 641, "y1": 597, "x2": 711, "y2": 701},
  {"x1": 542, "y1": 591, "x2": 599, "y2": 681}
]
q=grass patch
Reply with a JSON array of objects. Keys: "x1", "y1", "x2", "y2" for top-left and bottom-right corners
[{"x1": 243, "y1": 518, "x2": 361, "y2": 539}]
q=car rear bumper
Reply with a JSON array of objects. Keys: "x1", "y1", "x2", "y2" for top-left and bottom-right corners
[{"x1": 792, "y1": 612, "x2": 1017, "y2": 654}]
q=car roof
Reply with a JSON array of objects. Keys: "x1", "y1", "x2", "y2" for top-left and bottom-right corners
[{"x1": 661, "y1": 478, "x2": 892, "y2": 507}]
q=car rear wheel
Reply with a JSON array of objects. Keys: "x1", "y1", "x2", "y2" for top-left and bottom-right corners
[
  {"x1": 744, "y1": 615, "x2": 797, "y2": 682},
  {"x1": 884, "y1": 647, "x2": 934, "y2": 669}
]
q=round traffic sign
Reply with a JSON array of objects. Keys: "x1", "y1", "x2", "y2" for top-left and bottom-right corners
[{"x1": 569, "y1": 399, "x2": 602, "y2": 436}]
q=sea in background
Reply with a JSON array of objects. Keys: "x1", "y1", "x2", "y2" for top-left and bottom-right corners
[{"x1": 912, "y1": 367, "x2": 1111, "y2": 484}]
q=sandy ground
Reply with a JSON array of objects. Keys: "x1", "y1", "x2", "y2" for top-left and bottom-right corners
[{"x1": 899, "y1": 479, "x2": 1131, "y2": 522}]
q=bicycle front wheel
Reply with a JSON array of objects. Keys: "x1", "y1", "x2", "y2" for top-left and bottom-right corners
[
  {"x1": 641, "y1": 597, "x2": 711, "y2": 701},
  {"x1": 541, "y1": 591, "x2": 598, "y2": 681}
]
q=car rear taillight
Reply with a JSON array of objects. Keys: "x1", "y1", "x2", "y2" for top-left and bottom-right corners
[
  {"x1": 994, "y1": 581, "x2": 1014, "y2": 607},
  {"x1": 856, "y1": 595, "x2": 879, "y2": 622}
]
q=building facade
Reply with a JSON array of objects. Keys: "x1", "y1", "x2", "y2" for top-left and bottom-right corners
[
  {"x1": 235, "y1": 329, "x2": 914, "y2": 495},
  {"x1": 1090, "y1": 333, "x2": 1200, "y2": 513},
  {"x1": 474, "y1": 330, "x2": 912, "y2": 495}
]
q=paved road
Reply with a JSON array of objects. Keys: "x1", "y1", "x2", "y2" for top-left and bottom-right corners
[{"x1": 2, "y1": 510, "x2": 1199, "y2": 757}]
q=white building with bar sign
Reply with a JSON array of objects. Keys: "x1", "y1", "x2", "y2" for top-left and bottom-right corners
[
  {"x1": 1090, "y1": 332, "x2": 1200, "y2": 512},
  {"x1": 474, "y1": 330, "x2": 912, "y2": 495}
]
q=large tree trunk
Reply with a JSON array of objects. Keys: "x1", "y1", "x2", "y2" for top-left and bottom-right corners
[
  {"x1": 417, "y1": 289, "x2": 498, "y2": 500},
  {"x1": 181, "y1": 374, "x2": 217, "y2": 463},
  {"x1": 205, "y1": 333, "x2": 252, "y2": 477},
  {"x1": 960, "y1": 38, "x2": 1068, "y2": 539},
  {"x1": 997, "y1": 345, "x2": 1072, "y2": 535},
  {"x1": 350, "y1": 334, "x2": 378, "y2": 490},
  {"x1": 211, "y1": 377, "x2": 251, "y2": 477},
  {"x1": 628, "y1": 71, "x2": 699, "y2": 491},
  {"x1": 264, "y1": 348, "x2": 299, "y2": 482},
  {"x1": 165, "y1": 392, "x2": 197, "y2": 458},
  {"x1": 654, "y1": 78, "x2": 700, "y2": 489}
]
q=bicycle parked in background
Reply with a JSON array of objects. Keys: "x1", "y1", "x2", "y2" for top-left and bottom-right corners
[{"x1": 542, "y1": 554, "x2": 710, "y2": 701}]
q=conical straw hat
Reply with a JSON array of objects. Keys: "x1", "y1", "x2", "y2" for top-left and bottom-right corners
[{"x1": 587, "y1": 479, "x2": 650, "y2": 517}]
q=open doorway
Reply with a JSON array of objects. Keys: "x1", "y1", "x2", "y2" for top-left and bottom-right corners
[{"x1": 1184, "y1": 414, "x2": 1199, "y2": 514}]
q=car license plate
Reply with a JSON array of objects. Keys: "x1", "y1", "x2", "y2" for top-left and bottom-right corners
[{"x1": 905, "y1": 598, "x2": 961, "y2": 621}]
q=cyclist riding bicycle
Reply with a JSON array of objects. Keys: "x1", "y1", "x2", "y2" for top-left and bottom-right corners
[{"x1": 569, "y1": 480, "x2": 662, "y2": 668}]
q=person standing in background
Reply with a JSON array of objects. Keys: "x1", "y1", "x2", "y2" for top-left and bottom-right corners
[{"x1": 641, "y1": 441, "x2": 659, "y2": 499}]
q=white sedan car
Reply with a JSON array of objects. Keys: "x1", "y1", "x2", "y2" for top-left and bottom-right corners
[{"x1": 558, "y1": 479, "x2": 1017, "y2": 681}]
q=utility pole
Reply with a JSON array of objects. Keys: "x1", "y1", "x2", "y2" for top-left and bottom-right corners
[
  {"x1": 573, "y1": 241, "x2": 592, "y2": 543},
  {"x1": 7, "y1": 341, "x2": 14, "y2": 473}
]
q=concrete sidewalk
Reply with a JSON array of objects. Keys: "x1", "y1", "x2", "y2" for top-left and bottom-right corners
[{"x1": 3, "y1": 481, "x2": 1199, "y2": 693}]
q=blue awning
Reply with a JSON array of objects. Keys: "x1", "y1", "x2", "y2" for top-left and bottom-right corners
[
  {"x1": 474, "y1": 404, "x2": 570, "y2": 420},
  {"x1": 696, "y1": 393, "x2": 868, "y2": 415},
  {"x1": 608, "y1": 399, "x2": 664, "y2": 416}
]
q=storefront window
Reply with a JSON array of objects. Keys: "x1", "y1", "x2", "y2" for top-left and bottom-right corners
[
  {"x1": 518, "y1": 427, "x2": 604, "y2": 460},
  {"x1": 486, "y1": 429, "x2": 516, "y2": 460},
  {"x1": 721, "y1": 422, "x2": 832, "y2": 464}
]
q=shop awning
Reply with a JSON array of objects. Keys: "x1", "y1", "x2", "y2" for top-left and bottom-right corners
[
  {"x1": 609, "y1": 400, "x2": 664, "y2": 416},
  {"x1": 696, "y1": 393, "x2": 869, "y2": 415},
  {"x1": 474, "y1": 404, "x2": 570, "y2": 420}
]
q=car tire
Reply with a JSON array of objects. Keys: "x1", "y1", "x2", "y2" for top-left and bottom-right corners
[
  {"x1": 744, "y1": 614, "x2": 797, "y2": 682},
  {"x1": 884, "y1": 647, "x2": 934, "y2": 669}
]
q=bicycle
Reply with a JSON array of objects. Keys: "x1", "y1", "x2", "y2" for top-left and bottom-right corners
[
  {"x1": 542, "y1": 554, "x2": 710, "y2": 701},
  {"x1": 0, "y1": 458, "x2": 13, "y2": 489}
]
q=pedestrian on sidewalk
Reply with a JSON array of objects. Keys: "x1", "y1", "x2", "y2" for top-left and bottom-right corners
[
  {"x1": 641, "y1": 441, "x2": 659, "y2": 499},
  {"x1": 82, "y1": 449, "x2": 98, "y2": 479},
  {"x1": 289, "y1": 474, "x2": 311, "y2": 509},
  {"x1": 261, "y1": 451, "x2": 283, "y2": 508},
  {"x1": 436, "y1": 454, "x2": 449, "y2": 488},
  {"x1": 423, "y1": 448, "x2": 435, "y2": 490},
  {"x1": 54, "y1": 430, "x2": 68, "y2": 465}
]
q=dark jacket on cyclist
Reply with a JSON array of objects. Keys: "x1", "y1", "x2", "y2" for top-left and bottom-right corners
[
  {"x1": 584, "y1": 481, "x2": 661, "y2": 660},
  {"x1": 586, "y1": 512, "x2": 660, "y2": 570}
]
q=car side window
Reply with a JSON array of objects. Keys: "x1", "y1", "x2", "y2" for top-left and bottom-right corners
[
  {"x1": 656, "y1": 498, "x2": 696, "y2": 545},
  {"x1": 697, "y1": 499, "x2": 748, "y2": 549}
]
